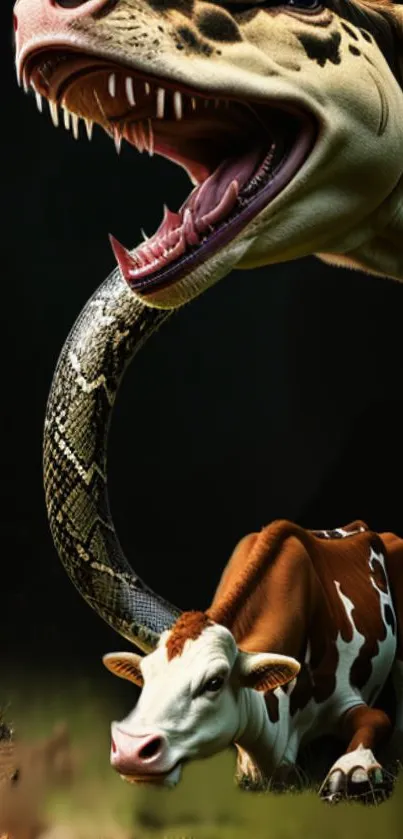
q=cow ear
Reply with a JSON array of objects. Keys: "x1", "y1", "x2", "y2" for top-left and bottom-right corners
[
  {"x1": 102, "y1": 652, "x2": 144, "y2": 688},
  {"x1": 238, "y1": 652, "x2": 300, "y2": 692}
]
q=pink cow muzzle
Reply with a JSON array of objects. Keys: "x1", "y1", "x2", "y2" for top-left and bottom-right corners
[{"x1": 110, "y1": 722, "x2": 174, "y2": 783}]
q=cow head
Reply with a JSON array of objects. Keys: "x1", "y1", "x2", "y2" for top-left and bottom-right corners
[{"x1": 103, "y1": 612, "x2": 299, "y2": 786}]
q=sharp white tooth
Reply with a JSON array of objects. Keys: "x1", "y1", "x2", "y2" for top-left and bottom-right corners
[
  {"x1": 63, "y1": 107, "x2": 71, "y2": 130},
  {"x1": 141, "y1": 121, "x2": 149, "y2": 154},
  {"x1": 145, "y1": 82, "x2": 151, "y2": 95},
  {"x1": 114, "y1": 129, "x2": 122, "y2": 154},
  {"x1": 125, "y1": 77, "x2": 136, "y2": 107},
  {"x1": 142, "y1": 244, "x2": 156, "y2": 263},
  {"x1": 147, "y1": 118, "x2": 154, "y2": 157},
  {"x1": 16, "y1": 62, "x2": 21, "y2": 87},
  {"x1": 156, "y1": 87, "x2": 165, "y2": 119},
  {"x1": 35, "y1": 91, "x2": 43, "y2": 113},
  {"x1": 141, "y1": 228, "x2": 149, "y2": 242},
  {"x1": 140, "y1": 121, "x2": 148, "y2": 153},
  {"x1": 72, "y1": 113, "x2": 79, "y2": 139},
  {"x1": 108, "y1": 73, "x2": 116, "y2": 98},
  {"x1": 173, "y1": 91, "x2": 183, "y2": 121},
  {"x1": 23, "y1": 69, "x2": 29, "y2": 94},
  {"x1": 85, "y1": 118, "x2": 93, "y2": 140},
  {"x1": 191, "y1": 97, "x2": 197, "y2": 110},
  {"x1": 49, "y1": 100, "x2": 59, "y2": 127}
]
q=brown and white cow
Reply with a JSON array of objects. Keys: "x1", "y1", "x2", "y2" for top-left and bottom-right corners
[{"x1": 103, "y1": 520, "x2": 403, "y2": 802}]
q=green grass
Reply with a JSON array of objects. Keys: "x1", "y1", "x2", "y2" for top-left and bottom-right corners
[{"x1": 2, "y1": 674, "x2": 403, "y2": 839}]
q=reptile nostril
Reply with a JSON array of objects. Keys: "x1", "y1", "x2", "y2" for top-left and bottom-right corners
[{"x1": 13, "y1": 13, "x2": 18, "y2": 31}]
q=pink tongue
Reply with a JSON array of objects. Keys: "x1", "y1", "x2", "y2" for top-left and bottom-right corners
[
  {"x1": 109, "y1": 144, "x2": 265, "y2": 283},
  {"x1": 186, "y1": 144, "x2": 264, "y2": 220}
]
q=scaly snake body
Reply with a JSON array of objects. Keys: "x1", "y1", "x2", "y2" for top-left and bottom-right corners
[{"x1": 43, "y1": 268, "x2": 180, "y2": 651}]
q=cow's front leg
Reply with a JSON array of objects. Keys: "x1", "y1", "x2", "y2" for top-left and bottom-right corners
[
  {"x1": 235, "y1": 746, "x2": 268, "y2": 790},
  {"x1": 320, "y1": 704, "x2": 394, "y2": 804},
  {"x1": 235, "y1": 746, "x2": 305, "y2": 793}
]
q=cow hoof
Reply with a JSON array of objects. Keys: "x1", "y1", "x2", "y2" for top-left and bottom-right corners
[{"x1": 319, "y1": 747, "x2": 394, "y2": 805}]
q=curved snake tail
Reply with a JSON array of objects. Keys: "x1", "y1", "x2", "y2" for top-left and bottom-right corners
[{"x1": 43, "y1": 267, "x2": 181, "y2": 652}]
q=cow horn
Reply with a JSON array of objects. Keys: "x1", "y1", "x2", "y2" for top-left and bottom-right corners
[{"x1": 43, "y1": 267, "x2": 181, "y2": 652}]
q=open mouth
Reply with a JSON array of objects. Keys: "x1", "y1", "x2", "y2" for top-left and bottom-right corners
[{"x1": 22, "y1": 49, "x2": 317, "y2": 295}]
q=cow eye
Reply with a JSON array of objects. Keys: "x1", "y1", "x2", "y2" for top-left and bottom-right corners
[{"x1": 202, "y1": 675, "x2": 225, "y2": 694}]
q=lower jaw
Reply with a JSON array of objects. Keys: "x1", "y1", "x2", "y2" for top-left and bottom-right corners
[
  {"x1": 121, "y1": 773, "x2": 166, "y2": 784},
  {"x1": 119, "y1": 110, "x2": 317, "y2": 301},
  {"x1": 119, "y1": 761, "x2": 182, "y2": 786}
]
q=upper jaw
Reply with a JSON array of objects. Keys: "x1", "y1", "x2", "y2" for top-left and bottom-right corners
[
  {"x1": 16, "y1": 26, "x2": 323, "y2": 118},
  {"x1": 20, "y1": 43, "x2": 317, "y2": 193},
  {"x1": 20, "y1": 46, "x2": 272, "y2": 181}
]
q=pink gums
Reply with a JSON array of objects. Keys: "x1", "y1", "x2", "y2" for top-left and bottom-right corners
[{"x1": 110, "y1": 144, "x2": 267, "y2": 282}]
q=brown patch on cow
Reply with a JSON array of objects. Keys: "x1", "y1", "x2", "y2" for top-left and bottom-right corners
[
  {"x1": 166, "y1": 611, "x2": 213, "y2": 661},
  {"x1": 307, "y1": 531, "x2": 389, "y2": 694},
  {"x1": 317, "y1": 532, "x2": 398, "y2": 694},
  {"x1": 380, "y1": 531, "x2": 403, "y2": 657},
  {"x1": 265, "y1": 692, "x2": 280, "y2": 724},
  {"x1": 289, "y1": 663, "x2": 316, "y2": 716},
  {"x1": 350, "y1": 636, "x2": 384, "y2": 689},
  {"x1": 344, "y1": 536, "x2": 389, "y2": 690},
  {"x1": 208, "y1": 519, "x2": 400, "y2": 720},
  {"x1": 341, "y1": 704, "x2": 392, "y2": 753}
]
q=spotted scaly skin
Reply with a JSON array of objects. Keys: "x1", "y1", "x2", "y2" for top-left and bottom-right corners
[{"x1": 43, "y1": 268, "x2": 181, "y2": 651}]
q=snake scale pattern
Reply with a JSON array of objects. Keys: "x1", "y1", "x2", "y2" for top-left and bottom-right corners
[{"x1": 43, "y1": 268, "x2": 181, "y2": 651}]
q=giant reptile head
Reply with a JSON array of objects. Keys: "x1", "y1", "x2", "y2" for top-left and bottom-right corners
[{"x1": 13, "y1": 0, "x2": 403, "y2": 307}]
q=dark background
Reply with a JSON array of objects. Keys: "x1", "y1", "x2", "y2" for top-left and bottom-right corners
[{"x1": 2, "y1": 4, "x2": 403, "y2": 678}]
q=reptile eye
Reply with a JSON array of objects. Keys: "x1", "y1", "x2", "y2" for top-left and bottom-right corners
[
  {"x1": 202, "y1": 675, "x2": 225, "y2": 694},
  {"x1": 53, "y1": 0, "x2": 88, "y2": 8},
  {"x1": 285, "y1": 0, "x2": 322, "y2": 8}
]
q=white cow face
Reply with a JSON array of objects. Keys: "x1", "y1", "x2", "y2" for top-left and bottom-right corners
[{"x1": 103, "y1": 622, "x2": 299, "y2": 786}]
